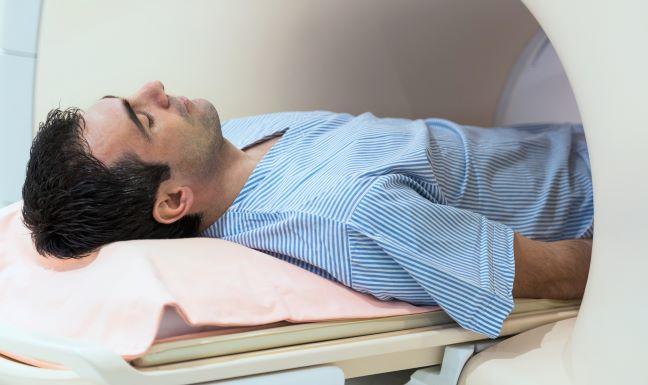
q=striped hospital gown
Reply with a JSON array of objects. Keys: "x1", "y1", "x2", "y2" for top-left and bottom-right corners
[{"x1": 201, "y1": 110, "x2": 593, "y2": 338}]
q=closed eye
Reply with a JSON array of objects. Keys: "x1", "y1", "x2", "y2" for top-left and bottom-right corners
[
  {"x1": 140, "y1": 111, "x2": 155, "y2": 128},
  {"x1": 100, "y1": 95, "x2": 151, "y2": 141}
]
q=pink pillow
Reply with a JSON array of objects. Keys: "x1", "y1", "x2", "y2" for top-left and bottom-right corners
[{"x1": 0, "y1": 202, "x2": 434, "y2": 361}]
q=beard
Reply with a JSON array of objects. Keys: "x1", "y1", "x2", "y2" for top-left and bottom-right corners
[
  {"x1": 178, "y1": 104, "x2": 222, "y2": 179},
  {"x1": 194, "y1": 99, "x2": 221, "y2": 133}
]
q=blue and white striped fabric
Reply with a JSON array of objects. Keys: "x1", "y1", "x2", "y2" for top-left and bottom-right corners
[{"x1": 202, "y1": 110, "x2": 593, "y2": 338}]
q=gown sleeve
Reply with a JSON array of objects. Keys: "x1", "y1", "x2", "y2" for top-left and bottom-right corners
[{"x1": 347, "y1": 176, "x2": 515, "y2": 338}]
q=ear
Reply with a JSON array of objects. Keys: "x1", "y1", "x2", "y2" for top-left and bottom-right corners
[{"x1": 152, "y1": 183, "x2": 195, "y2": 225}]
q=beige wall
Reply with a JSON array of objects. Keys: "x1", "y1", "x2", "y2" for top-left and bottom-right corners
[{"x1": 34, "y1": 0, "x2": 537, "y2": 133}]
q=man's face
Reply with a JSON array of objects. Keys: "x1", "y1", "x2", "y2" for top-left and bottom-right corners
[{"x1": 83, "y1": 81, "x2": 222, "y2": 179}]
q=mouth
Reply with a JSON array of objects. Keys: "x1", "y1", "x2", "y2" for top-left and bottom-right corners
[
  {"x1": 169, "y1": 95, "x2": 192, "y2": 118},
  {"x1": 177, "y1": 96, "x2": 192, "y2": 115}
]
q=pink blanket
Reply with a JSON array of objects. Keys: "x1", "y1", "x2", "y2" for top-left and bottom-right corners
[{"x1": 0, "y1": 202, "x2": 434, "y2": 362}]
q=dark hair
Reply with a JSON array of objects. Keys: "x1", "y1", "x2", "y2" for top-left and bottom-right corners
[{"x1": 21, "y1": 108, "x2": 202, "y2": 259}]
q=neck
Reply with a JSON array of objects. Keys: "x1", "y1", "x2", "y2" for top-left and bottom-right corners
[{"x1": 193, "y1": 139, "x2": 258, "y2": 232}]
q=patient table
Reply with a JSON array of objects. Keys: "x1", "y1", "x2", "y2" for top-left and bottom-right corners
[{"x1": 0, "y1": 300, "x2": 578, "y2": 384}]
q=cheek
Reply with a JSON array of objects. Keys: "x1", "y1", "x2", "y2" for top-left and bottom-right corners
[
  {"x1": 173, "y1": 133, "x2": 204, "y2": 166},
  {"x1": 184, "y1": 135, "x2": 210, "y2": 159},
  {"x1": 157, "y1": 121, "x2": 213, "y2": 170}
]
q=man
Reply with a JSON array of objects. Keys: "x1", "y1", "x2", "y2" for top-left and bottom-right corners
[{"x1": 22, "y1": 81, "x2": 593, "y2": 338}]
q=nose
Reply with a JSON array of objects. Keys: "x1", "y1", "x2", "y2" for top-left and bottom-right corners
[{"x1": 130, "y1": 80, "x2": 169, "y2": 109}]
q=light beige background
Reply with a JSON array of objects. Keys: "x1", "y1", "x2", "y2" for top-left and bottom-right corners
[{"x1": 34, "y1": 0, "x2": 537, "y2": 133}]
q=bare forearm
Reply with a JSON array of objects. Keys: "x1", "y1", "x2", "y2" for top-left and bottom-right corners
[{"x1": 512, "y1": 232, "x2": 591, "y2": 299}]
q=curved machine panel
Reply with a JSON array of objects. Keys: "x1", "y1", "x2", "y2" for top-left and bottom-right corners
[
  {"x1": 33, "y1": 0, "x2": 538, "y2": 128},
  {"x1": 495, "y1": 29, "x2": 581, "y2": 126}
]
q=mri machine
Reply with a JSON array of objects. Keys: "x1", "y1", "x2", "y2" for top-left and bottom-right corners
[{"x1": 0, "y1": 0, "x2": 646, "y2": 384}]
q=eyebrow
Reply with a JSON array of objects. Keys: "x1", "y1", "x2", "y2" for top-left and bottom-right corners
[{"x1": 101, "y1": 95, "x2": 151, "y2": 141}]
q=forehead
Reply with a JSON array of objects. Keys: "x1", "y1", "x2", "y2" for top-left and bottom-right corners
[{"x1": 82, "y1": 98, "x2": 146, "y2": 164}]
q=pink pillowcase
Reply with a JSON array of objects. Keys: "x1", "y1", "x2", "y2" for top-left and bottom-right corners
[{"x1": 0, "y1": 202, "x2": 434, "y2": 360}]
